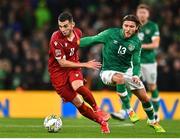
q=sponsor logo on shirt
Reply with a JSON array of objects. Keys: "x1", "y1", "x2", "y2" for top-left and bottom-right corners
[
  {"x1": 113, "y1": 40, "x2": 118, "y2": 45},
  {"x1": 54, "y1": 41, "x2": 58, "y2": 46}
]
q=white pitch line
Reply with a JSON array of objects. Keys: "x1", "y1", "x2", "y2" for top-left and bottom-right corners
[{"x1": 0, "y1": 123, "x2": 134, "y2": 128}]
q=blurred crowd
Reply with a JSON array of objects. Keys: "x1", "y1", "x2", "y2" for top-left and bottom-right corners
[{"x1": 0, "y1": 0, "x2": 179, "y2": 91}]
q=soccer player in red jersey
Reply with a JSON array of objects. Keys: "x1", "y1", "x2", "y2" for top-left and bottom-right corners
[{"x1": 48, "y1": 11, "x2": 110, "y2": 133}]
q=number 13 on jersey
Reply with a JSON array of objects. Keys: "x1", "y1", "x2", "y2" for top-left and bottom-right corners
[{"x1": 118, "y1": 45, "x2": 126, "y2": 55}]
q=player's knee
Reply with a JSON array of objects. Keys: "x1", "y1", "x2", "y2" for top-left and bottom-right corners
[
  {"x1": 72, "y1": 95, "x2": 83, "y2": 107},
  {"x1": 148, "y1": 84, "x2": 157, "y2": 92},
  {"x1": 71, "y1": 80, "x2": 84, "y2": 91},
  {"x1": 136, "y1": 88, "x2": 150, "y2": 102},
  {"x1": 113, "y1": 73, "x2": 125, "y2": 84},
  {"x1": 139, "y1": 97, "x2": 150, "y2": 103}
]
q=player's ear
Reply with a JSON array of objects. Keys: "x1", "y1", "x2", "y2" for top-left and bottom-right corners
[
  {"x1": 72, "y1": 21, "x2": 75, "y2": 28},
  {"x1": 135, "y1": 24, "x2": 140, "y2": 32},
  {"x1": 136, "y1": 26, "x2": 139, "y2": 31}
]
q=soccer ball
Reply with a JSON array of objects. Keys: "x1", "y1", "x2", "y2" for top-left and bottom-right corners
[{"x1": 43, "y1": 114, "x2": 62, "y2": 132}]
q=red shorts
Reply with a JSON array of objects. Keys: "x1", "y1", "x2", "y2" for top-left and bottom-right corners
[{"x1": 51, "y1": 69, "x2": 83, "y2": 102}]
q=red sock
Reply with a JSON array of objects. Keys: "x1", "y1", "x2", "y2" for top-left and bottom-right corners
[
  {"x1": 76, "y1": 86, "x2": 99, "y2": 111},
  {"x1": 77, "y1": 102, "x2": 102, "y2": 124}
]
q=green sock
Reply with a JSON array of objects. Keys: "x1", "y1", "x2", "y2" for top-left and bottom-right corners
[
  {"x1": 117, "y1": 84, "x2": 131, "y2": 109},
  {"x1": 142, "y1": 101, "x2": 154, "y2": 120},
  {"x1": 122, "y1": 88, "x2": 132, "y2": 110},
  {"x1": 151, "y1": 89, "x2": 160, "y2": 112}
]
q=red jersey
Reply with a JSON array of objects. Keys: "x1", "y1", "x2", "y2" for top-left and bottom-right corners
[{"x1": 48, "y1": 28, "x2": 82, "y2": 86}]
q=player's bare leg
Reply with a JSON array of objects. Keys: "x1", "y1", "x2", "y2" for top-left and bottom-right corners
[
  {"x1": 72, "y1": 94, "x2": 110, "y2": 133},
  {"x1": 72, "y1": 80, "x2": 110, "y2": 121},
  {"x1": 72, "y1": 80, "x2": 99, "y2": 110}
]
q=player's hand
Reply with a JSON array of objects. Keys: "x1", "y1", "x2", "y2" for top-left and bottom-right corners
[
  {"x1": 132, "y1": 75, "x2": 140, "y2": 84},
  {"x1": 85, "y1": 59, "x2": 102, "y2": 70},
  {"x1": 141, "y1": 44, "x2": 147, "y2": 48}
]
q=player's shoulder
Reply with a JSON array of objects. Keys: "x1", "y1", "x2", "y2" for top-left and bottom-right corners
[
  {"x1": 51, "y1": 30, "x2": 62, "y2": 40},
  {"x1": 105, "y1": 28, "x2": 120, "y2": 33},
  {"x1": 148, "y1": 20, "x2": 158, "y2": 27},
  {"x1": 50, "y1": 30, "x2": 64, "y2": 48},
  {"x1": 74, "y1": 27, "x2": 82, "y2": 37},
  {"x1": 99, "y1": 28, "x2": 120, "y2": 36},
  {"x1": 127, "y1": 35, "x2": 141, "y2": 52},
  {"x1": 74, "y1": 27, "x2": 82, "y2": 33}
]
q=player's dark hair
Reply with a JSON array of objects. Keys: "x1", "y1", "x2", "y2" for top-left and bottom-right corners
[
  {"x1": 122, "y1": 14, "x2": 141, "y2": 31},
  {"x1": 137, "y1": 4, "x2": 150, "y2": 12},
  {"x1": 58, "y1": 11, "x2": 73, "y2": 22}
]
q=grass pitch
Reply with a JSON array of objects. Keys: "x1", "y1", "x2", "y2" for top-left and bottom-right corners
[{"x1": 0, "y1": 118, "x2": 180, "y2": 138}]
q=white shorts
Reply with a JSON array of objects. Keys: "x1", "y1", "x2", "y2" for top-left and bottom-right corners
[
  {"x1": 141, "y1": 63, "x2": 157, "y2": 84},
  {"x1": 100, "y1": 70, "x2": 144, "y2": 90}
]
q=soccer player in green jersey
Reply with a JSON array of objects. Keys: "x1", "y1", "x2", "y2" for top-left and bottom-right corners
[
  {"x1": 137, "y1": 4, "x2": 161, "y2": 122},
  {"x1": 80, "y1": 14, "x2": 165, "y2": 132},
  {"x1": 112, "y1": 4, "x2": 161, "y2": 122}
]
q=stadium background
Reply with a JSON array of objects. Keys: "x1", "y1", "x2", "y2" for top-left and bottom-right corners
[{"x1": 0, "y1": 0, "x2": 179, "y2": 120}]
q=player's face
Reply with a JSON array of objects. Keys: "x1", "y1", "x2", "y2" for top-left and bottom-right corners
[
  {"x1": 136, "y1": 8, "x2": 149, "y2": 23},
  {"x1": 58, "y1": 20, "x2": 74, "y2": 37},
  {"x1": 122, "y1": 21, "x2": 138, "y2": 38}
]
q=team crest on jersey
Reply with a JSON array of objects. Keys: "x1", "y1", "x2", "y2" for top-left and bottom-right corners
[
  {"x1": 64, "y1": 43, "x2": 68, "y2": 47},
  {"x1": 128, "y1": 45, "x2": 135, "y2": 51},
  {"x1": 145, "y1": 29, "x2": 150, "y2": 34},
  {"x1": 138, "y1": 33, "x2": 144, "y2": 41}
]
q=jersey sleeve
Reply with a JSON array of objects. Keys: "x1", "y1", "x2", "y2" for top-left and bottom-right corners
[
  {"x1": 78, "y1": 29, "x2": 83, "y2": 38},
  {"x1": 152, "y1": 24, "x2": 160, "y2": 38},
  {"x1": 80, "y1": 29, "x2": 110, "y2": 47},
  {"x1": 50, "y1": 36, "x2": 66, "y2": 60},
  {"x1": 132, "y1": 41, "x2": 141, "y2": 76}
]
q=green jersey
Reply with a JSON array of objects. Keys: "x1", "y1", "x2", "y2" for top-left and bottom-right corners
[
  {"x1": 138, "y1": 20, "x2": 160, "y2": 63},
  {"x1": 80, "y1": 28, "x2": 141, "y2": 76}
]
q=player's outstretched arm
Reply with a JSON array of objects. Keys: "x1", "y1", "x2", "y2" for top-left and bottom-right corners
[
  {"x1": 80, "y1": 36, "x2": 102, "y2": 48},
  {"x1": 80, "y1": 29, "x2": 109, "y2": 48},
  {"x1": 57, "y1": 59, "x2": 101, "y2": 70}
]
